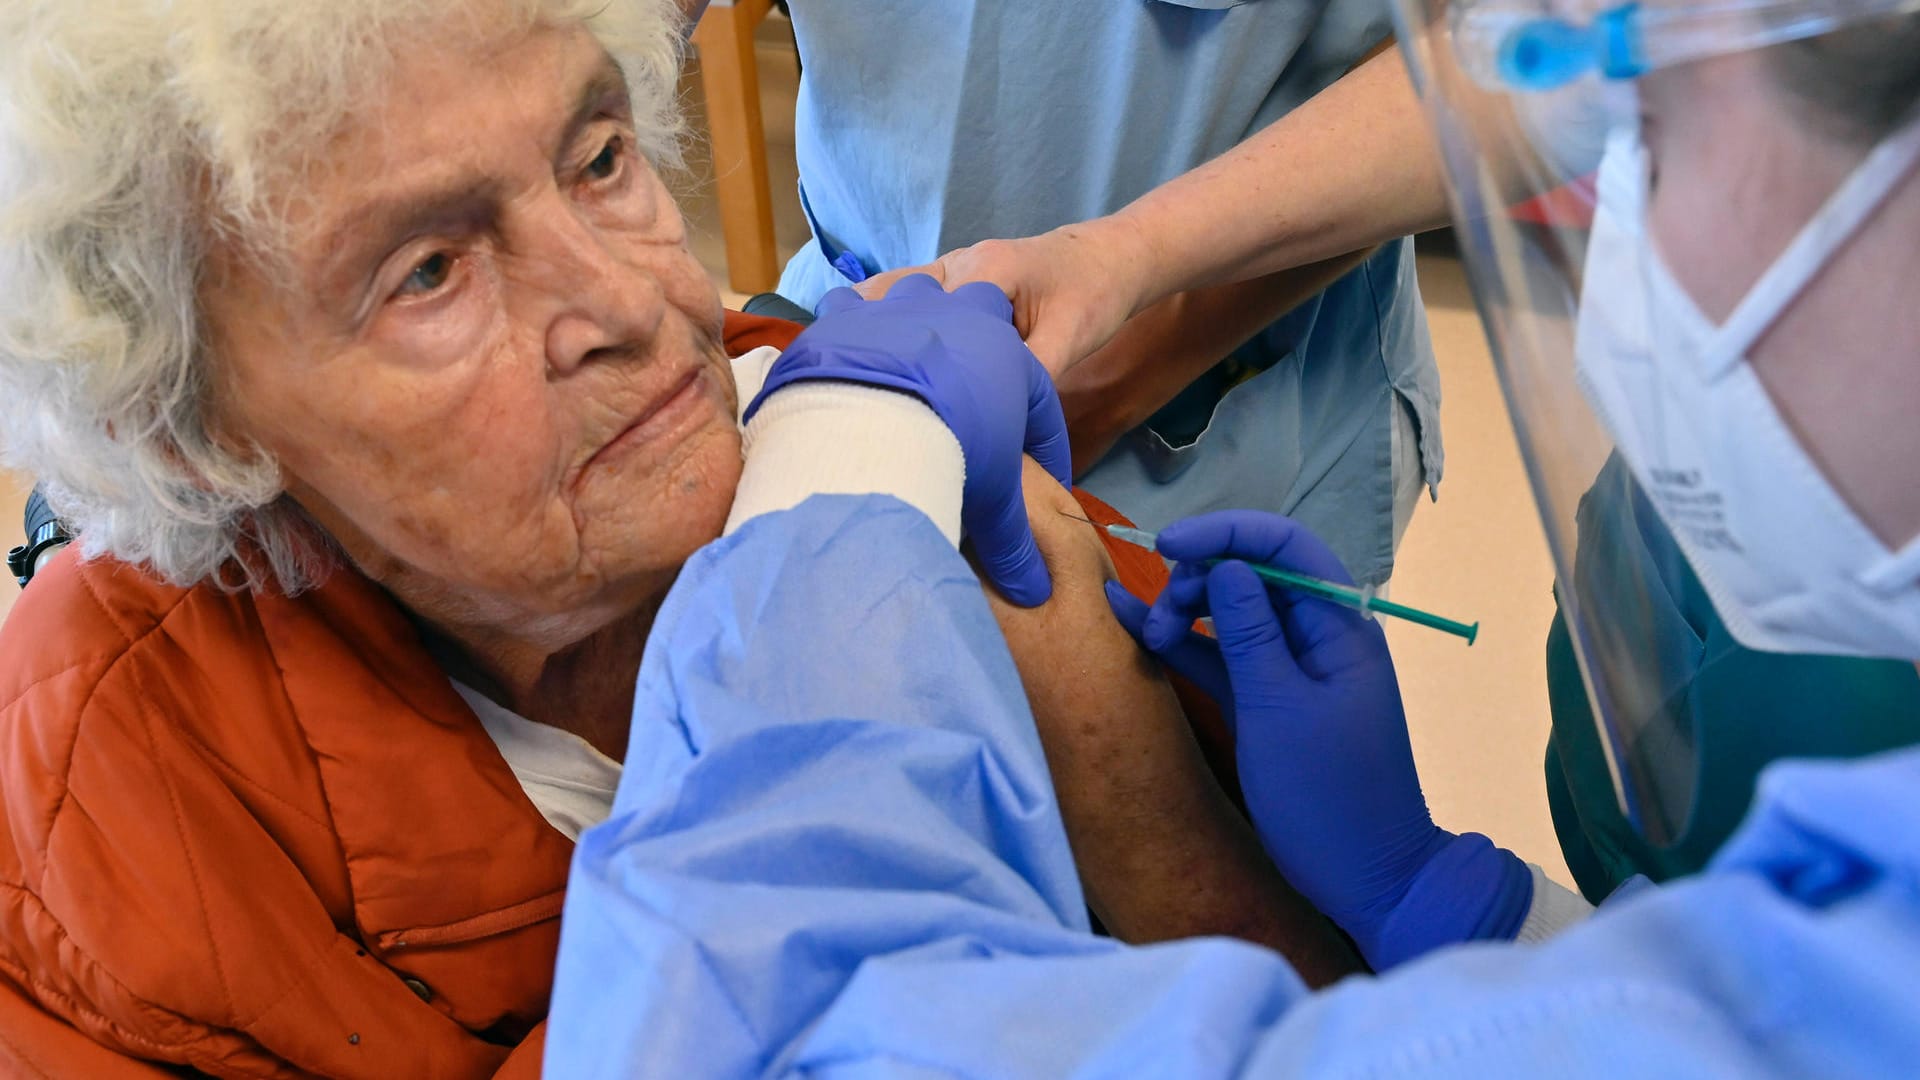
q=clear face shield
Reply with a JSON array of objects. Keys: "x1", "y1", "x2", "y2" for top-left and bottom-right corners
[{"x1": 1389, "y1": 0, "x2": 1920, "y2": 844}]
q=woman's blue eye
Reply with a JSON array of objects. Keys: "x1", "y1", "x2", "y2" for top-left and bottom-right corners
[
  {"x1": 400, "y1": 253, "x2": 453, "y2": 295},
  {"x1": 587, "y1": 138, "x2": 621, "y2": 181}
]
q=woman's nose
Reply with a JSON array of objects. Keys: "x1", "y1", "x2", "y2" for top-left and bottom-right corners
[{"x1": 536, "y1": 206, "x2": 668, "y2": 375}]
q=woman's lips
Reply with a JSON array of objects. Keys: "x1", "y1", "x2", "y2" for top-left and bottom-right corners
[{"x1": 579, "y1": 368, "x2": 717, "y2": 482}]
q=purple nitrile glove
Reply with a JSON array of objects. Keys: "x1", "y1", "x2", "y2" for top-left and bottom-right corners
[
  {"x1": 1106, "y1": 510, "x2": 1532, "y2": 968},
  {"x1": 747, "y1": 274, "x2": 1071, "y2": 605}
]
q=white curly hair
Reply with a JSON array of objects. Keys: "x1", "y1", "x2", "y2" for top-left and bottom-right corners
[{"x1": 0, "y1": 0, "x2": 688, "y2": 592}]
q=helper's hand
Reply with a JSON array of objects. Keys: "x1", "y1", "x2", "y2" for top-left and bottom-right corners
[
  {"x1": 747, "y1": 275, "x2": 1071, "y2": 606},
  {"x1": 1105, "y1": 511, "x2": 1533, "y2": 969},
  {"x1": 854, "y1": 220, "x2": 1156, "y2": 377}
]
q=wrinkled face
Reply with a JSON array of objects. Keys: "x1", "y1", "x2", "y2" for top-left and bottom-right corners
[{"x1": 206, "y1": 24, "x2": 738, "y2": 645}]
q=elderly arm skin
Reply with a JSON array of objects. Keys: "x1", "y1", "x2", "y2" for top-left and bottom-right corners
[{"x1": 979, "y1": 459, "x2": 1363, "y2": 986}]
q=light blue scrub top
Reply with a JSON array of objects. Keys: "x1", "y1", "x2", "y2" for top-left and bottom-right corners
[
  {"x1": 548, "y1": 494, "x2": 1920, "y2": 1077},
  {"x1": 776, "y1": 0, "x2": 1442, "y2": 587}
]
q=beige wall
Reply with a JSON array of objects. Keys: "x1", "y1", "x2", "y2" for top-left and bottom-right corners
[{"x1": 0, "y1": 470, "x2": 30, "y2": 625}]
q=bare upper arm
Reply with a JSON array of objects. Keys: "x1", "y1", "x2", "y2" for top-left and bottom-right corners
[
  {"x1": 970, "y1": 460, "x2": 1364, "y2": 981},
  {"x1": 978, "y1": 460, "x2": 1199, "y2": 821},
  {"x1": 976, "y1": 464, "x2": 1246, "y2": 922},
  {"x1": 985, "y1": 457, "x2": 1123, "y2": 654}
]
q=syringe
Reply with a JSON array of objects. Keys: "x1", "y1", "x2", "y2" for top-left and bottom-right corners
[{"x1": 1103, "y1": 523, "x2": 1479, "y2": 645}]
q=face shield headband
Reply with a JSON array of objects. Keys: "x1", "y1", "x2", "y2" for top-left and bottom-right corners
[{"x1": 1453, "y1": 0, "x2": 1920, "y2": 91}]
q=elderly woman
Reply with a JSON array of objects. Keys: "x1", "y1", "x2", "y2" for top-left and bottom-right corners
[{"x1": 0, "y1": 1, "x2": 1356, "y2": 1076}]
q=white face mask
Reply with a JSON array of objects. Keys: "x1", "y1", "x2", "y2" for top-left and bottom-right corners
[{"x1": 1575, "y1": 117, "x2": 1920, "y2": 660}]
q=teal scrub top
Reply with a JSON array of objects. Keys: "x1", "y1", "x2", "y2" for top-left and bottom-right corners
[
  {"x1": 1546, "y1": 457, "x2": 1920, "y2": 901},
  {"x1": 776, "y1": 0, "x2": 1442, "y2": 586}
]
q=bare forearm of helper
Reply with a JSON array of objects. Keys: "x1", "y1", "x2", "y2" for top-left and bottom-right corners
[
  {"x1": 1111, "y1": 48, "x2": 1449, "y2": 309},
  {"x1": 983, "y1": 460, "x2": 1363, "y2": 987}
]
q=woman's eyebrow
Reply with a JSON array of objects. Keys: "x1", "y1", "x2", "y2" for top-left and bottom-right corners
[
  {"x1": 311, "y1": 54, "x2": 630, "y2": 297},
  {"x1": 317, "y1": 179, "x2": 499, "y2": 295},
  {"x1": 560, "y1": 56, "x2": 632, "y2": 159}
]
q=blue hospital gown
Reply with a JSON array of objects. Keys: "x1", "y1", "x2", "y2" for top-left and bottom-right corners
[
  {"x1": 775, "y1": 0, "x2": 1441, "y2": 586},
  {"x1": 547, "y1": 494, "x2": 1920, "y2": 1077}
]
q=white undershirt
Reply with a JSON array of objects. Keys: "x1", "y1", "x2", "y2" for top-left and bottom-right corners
[{"x1": 451, "y1": 679, "x2": 620, "y2": 842}]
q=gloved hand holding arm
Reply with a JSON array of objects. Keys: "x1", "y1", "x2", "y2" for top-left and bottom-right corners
[
  {"x1": 1107, "y1": 510, "x2": 1539, "y2": 970},
  {"x1": 738, "y1": 274, "x2": 1070, "y2": 606}
]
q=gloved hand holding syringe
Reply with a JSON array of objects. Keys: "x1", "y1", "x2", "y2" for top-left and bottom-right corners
[
  {"x1": 1087, "y1": 516, "x2": 1479, "y2": 645},
  {"x1": 1100, "y1": 509, "x2": 1522, "y2": 971}
]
